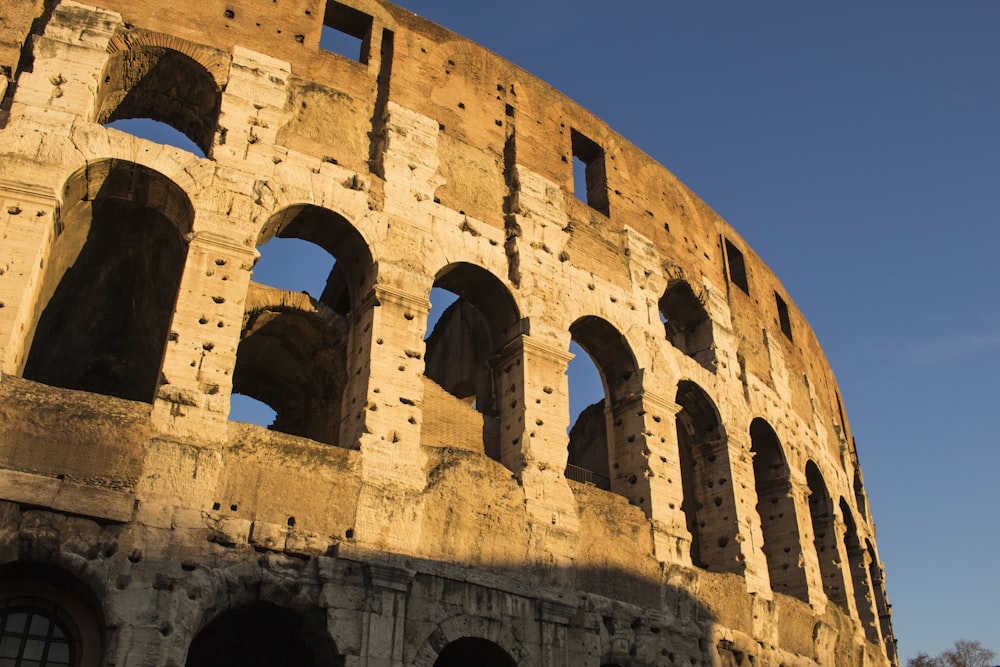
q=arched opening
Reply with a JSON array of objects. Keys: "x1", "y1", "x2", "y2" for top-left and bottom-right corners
[
  {"x1": 95, "y1": 45, "x2": 221, "y2": 156},
  {"x1": 185, "y1": 601, "x2": 341, "y2": 667},
  {"x1": 231, "y1": 205, "x2": 373, "y2": 447},
  {"x1": 750, "y1": 418, "x2": 808, "y2": 601},
  {"x1": 0, "y1": 563, "x2": 105, "y2": 667},
  {"x1": 422, "y1": 263, "x2": 521, "y2": 466},
  {"x1": 565, "y1": 339, "x2": 608, "y2": 490},
  {"x1": 805, "y1": 461, "x2": 848, "y2": 607},
  {"x1": 840, "y1": 499, "x2": 879, "y2": 643},
  {"x1": 433, "y1": 637, "x2": 516, "y2": 667},
  {"x1": 659, "y1": 279, "x2": 715, "y2": 372},
  {"x1": 22, "y1": 160, "x2": 192, "y2": 403},
  {"x1": 105, "y1": 118, "x2": 205, "y2": 157},
  {"x1": 675, "y1": 381, "x2": 740, "y2": 572},
  {"x1": 565, "y1": 317, "x2": 645, "y2": 506}
]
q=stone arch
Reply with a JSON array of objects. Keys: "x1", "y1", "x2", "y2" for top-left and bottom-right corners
[
  {"x1": 749, "y1": 418, "x2": 809, "y2": 601},
  {"x1": 433, "y1": 637, "x2": 517, "y2": 667},
  {"x1": 423, "y1": 262, "x2": 522, "y2": 466},
  {"x1": 565, "y1": 316, "x2": 645, "y2": 505},
  {"x1": 840, "y1": 499, "x2": 879, "y2": 643},
  {"x1": 95, "y1": 33, "x2": 226, "y2": 156},
  {"x1": 21, "y1": 159, "x2": 193, "y2": 403},
  {"x1": 184, "y1": 600, "x2": 341, "y2": 667},
  {"x1": 256, "y1": 204, "x2": 376, "y2": 314},
  {"x1": 675, "y1": 381, "x2": 741, "y2": 573},
  {"x1": 660, "y1": 279, "x2": 715, "y2": 372},
  {"x1": 231, "y1": 204, "x2": 375, "y2": 446},
  {"x1": 0, "y1": 562, "x2": 106, "y2": 667},
  {"x1": 412, "y1": 614, "x2": 523, "y2": 667},
  {"x1": 805, "y1": 461, "x2": 848, "y2": 607}
]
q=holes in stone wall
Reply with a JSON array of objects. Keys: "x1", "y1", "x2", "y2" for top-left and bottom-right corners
[
  {"x1": 840, "y1": 499, "x2": 880, "y2": 643},
  {"x1": 723, "y1": 238, "x2": 749, "y2": 295},
  {"x1": 321, "y1": 1, "x2": 373, "y2": 63},
  {"x1": 570, "y1": 129, "x2": 610, "y2": 216},
  {"x1": 659, "y1": 280, "x2": 716, "y2": 372},
  {"x1": 806, "y1": 461, "x2": 848, "y2": 607},
  {"x1": 676, "y1": 381, "x2": 740, "y2": 573},
  {"x1": 750, "y1": 418, "x2": 809, "y2": 602},
  {"x1": 775, "y1": 292, "x2": 793, "y2": 341}
]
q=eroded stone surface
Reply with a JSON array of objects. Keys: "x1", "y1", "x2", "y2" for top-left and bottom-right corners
[{"x1": 0, "y1": 1, "x2": 895, "y2": 665}]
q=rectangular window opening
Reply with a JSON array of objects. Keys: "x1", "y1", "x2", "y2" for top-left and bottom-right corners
[
  {"x1": 322, "y1": 1, "x2": 373, "y2": 64},
  {"x1": 724, "y1": 238, "x2": 749, "y2": 294},
  {"x1": 570, "y1": 128, "x2": 610, "y2": 216},
  {"x1": 775, "y1": 292, "x2": 793, "y2": 340}
]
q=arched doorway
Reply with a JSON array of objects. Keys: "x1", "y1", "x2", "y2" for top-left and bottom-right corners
[
  {"x1": 433, "y1": 637, "x2": 516, "y2": 667},
  {"x1": 185, "y1": 601, "x2": 340, "y2": 667}
]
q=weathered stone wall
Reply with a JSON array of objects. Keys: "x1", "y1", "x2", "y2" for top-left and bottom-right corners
[{"x1": 0, "y1": 0, "x2": 895, "y2": 665}]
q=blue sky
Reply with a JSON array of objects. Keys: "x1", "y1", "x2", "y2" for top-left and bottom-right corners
[
  {"x1": 384, "y1": 1, "x2": 999, "y2": 661},
  {"x1": 115, "y1": 1, "x2": 998, "y2": 661}
]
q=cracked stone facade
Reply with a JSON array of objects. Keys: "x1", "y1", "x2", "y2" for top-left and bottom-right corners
[{"x1": 0, "y1": 1, "x2": 896, "y2": 665}]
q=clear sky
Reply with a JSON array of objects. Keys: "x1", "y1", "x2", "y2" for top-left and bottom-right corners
[
  {"x1": 113, "y1": 1, "x2": 998, "y2": 661},
  {"x1": 385, "y1": 1, "x2": 999, "y2": 662}
]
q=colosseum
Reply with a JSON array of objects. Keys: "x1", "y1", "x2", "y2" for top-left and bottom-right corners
[{"x1": 0, "y1": 1, "x2": 896, "y2": 665}]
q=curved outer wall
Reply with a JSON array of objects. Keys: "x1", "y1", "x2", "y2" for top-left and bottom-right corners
[{"x1": 0, "y1": 1, "x2": 895, "y2": 665}]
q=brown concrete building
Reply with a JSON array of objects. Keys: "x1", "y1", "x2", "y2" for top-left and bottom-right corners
[{"x1": 0, "y1": 1, "x2": 896, "y2": 665}]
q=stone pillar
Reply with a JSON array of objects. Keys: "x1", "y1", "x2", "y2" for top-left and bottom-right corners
[
  {"x1": 347, "y1": 284, "x2": 428, "y2": 462},
  {"x1": 536, "y1": 598, "x2": 578, "y2": 667},
  {"x1": 360, "y1": 564, "x2": 414, "y2": 667},
  {"x1": 789, "y1": 479, "x2": 823, "y2": 606},
  {"x1": 844, "y1": 534, "x2": 880, "y2": 645},
  {"x1": 832, "y1": 510, "x2": 860, "y2": 622},
  {"x1": 152, "y1": 231, "x2": 257, "y2": 441},
  {"x1": 510, "y1": 334, "x2": 580, "y2": 565},
  {"x1": 727, "y1": 431, "x2": 771, "y2": 596},
  {"x1": 349, "y1": 283, "x2": 431, "y2": 553},
  {"x1": 0, "y1": 181, "x2": 58, "y2": 376},
  {"x1": 6, "y1": 3, "x2": 120, "y2": 134},
  {"x1": 691, "y1": 435, "x2": 747, "y2": 575},
  {"x1": 639, "y1": 391, "x2": 688, "y2": 564}
]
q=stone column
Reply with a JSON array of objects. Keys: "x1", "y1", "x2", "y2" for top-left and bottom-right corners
[
  {"x1": 509, "y1": 333, "x2": 580, "y2": 565},
  {"x1": 360, "y1": 564, "x2": 414, "y2": 667},
  {"x1": 346, "y1": 284, "x2": 429, "y2": 464},
  {"x1": 349, "y1": 282, "x2": 432, "y2": 553},
  {"x1": 727, "y1": 431, "x2": 771, "y2": 596},
  {"x1": 643, "y1": 392, "x2": 700, "y2": 566},
  {"x1": 832, "y1": 509, "x2": 860, "y2": 621},
  {"x1": 152, "y1": 231, "x2": 257, "y2": 441},
  {"x1": 789, "y1": 478, "x2": 824, "y2": 606},
  {"x1": 0, "y1": 181, "x2": 58, "y2": 376},
  {"x1": 843, "y1": 531, "x2": 880, "y2": 645},
  {"x1": 536, "y1": 598, "x2": 578, "y2": 667}
]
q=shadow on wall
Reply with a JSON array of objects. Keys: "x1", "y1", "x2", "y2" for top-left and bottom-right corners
[{"x1": 0, "y1": 547, "x2": 724, "y2": 667}]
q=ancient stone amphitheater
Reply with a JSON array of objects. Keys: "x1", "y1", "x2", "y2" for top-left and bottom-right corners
[{"x1": 0, "y1": 1, "x2": 896, "y2": 665}]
